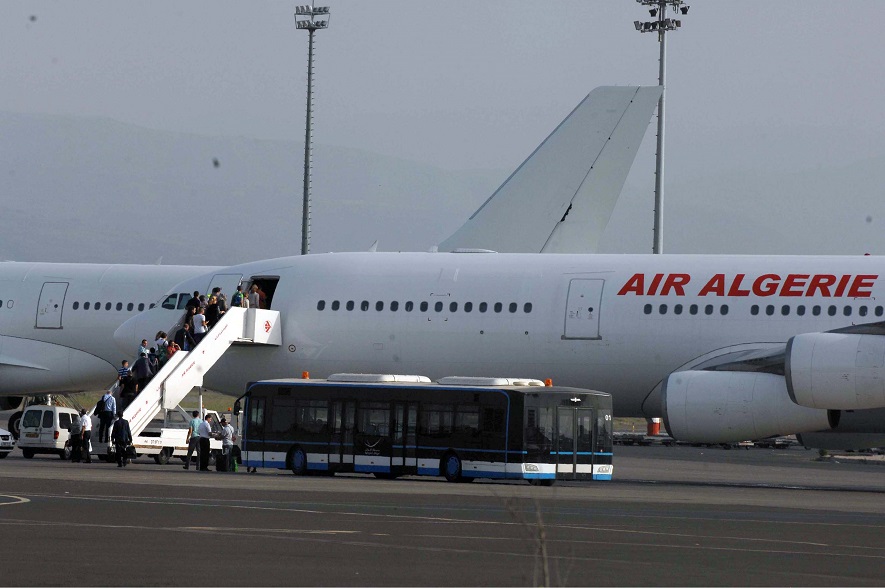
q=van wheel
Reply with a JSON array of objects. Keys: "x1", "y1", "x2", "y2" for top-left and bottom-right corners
[
  {"x1": 442, "y1": 452, "x2": 462, "y2": 483},
  {"x1": 288, "y1": 447, "x2": 307, "y2": 475},
  {"x1": 0, "y1": 452, "x2": 7, "y2": 459},
  {"x1": 154, "y1": 447, "x2": 172, "y2": 465},
  {"x1": 60, "y1": 446, "x2": 72, "y2": 460},
  {"x1": 8, "y1": 411, "x2": 22, "y2": 440},
  {"x1": 22, "y1": 448, "x2": 34, "y2": 459}
]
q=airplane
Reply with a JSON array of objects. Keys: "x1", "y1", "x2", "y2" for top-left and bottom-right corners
[
  {"x1": 114, "y1": 251, "x2": 885, "y2": 449},
  {"x1": 0, "y1": 87, "x2": 659, "y2": 437}
]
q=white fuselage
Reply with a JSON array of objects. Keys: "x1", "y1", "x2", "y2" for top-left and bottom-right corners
[
  {"x1": 117, "y1": 252, "x2": 884, "y2": 416},
  {"x1": 0, "y1": 262, "x2": 218, "y2": 396}
]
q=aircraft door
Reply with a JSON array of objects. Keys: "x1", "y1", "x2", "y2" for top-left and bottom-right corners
[
  {"x1": 36, "y1": 282, "x2": 69, "y2": 329},
  {"x1": 563, "y1": 279, "x2": 604, "y2": 340}
]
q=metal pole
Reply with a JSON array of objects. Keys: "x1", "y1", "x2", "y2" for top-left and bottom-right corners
[
  {"x1": 301, "y1": 28, "x2": 315, "y2": 256},
  {"x1": 653, "y1": 2, "x2": 667, "y2": 255}
]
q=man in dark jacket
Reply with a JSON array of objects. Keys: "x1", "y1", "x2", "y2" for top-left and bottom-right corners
[
  {"x1": 111, "y1": 412, "x2": 133, "y2": 467},
  {"x1": 174, "y1": 323, "x2": 197, "y2": 352},
  {"x1": 131, "y1": 353, "x2": 154, "y2": 391}
]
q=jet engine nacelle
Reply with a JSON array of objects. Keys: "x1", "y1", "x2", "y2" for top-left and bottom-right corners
[
  {"x1": 662, "y1": 371, "x2": 836, "y2": 444},
  {"x1": 787, "y1": 333, "x2": 885, "y2": 410}
]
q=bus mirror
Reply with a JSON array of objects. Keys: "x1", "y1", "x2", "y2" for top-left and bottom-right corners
[{"x1": 233, "y1": 400, "x2": 241, "y2": 416}]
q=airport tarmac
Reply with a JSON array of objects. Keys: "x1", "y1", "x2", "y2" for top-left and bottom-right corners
[{"x1": 0, "y1": 445, "x2": 882, "y2": 586}]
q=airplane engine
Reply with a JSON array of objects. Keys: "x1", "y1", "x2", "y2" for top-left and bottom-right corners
[
  {"x1": 786, "y1": 333, "x2": 885, "y2": 411},
  {"x1": 662, "y1": 371, "x2": 837, "y2": 444}
]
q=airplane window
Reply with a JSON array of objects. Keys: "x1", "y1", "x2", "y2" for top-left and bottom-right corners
[
  {"x1": 420, "y1": 302, "x2": 428, "y2": 312},
  {"x1": 435, "y1": 301, "x2": 443, "y2": 312},
  {"x1": 781, "y1": 305, "x2": 790, "y2": 316},
  {"x1": 704, "y1": 305, "x2": 713, "y2": 316},
  {"x1": 524, "y1": 303, "x2": 532, "y2": 313},
  {"x1": 72, "y1": 301, "x2": 79, "y2": 310},
  {"x1": 827, "y1": 305, "x2": 837, "y2": 317},
  {"x1": 465, "y1": 302, "x2": 473, "y2": 313},
  {"x1": 812, "y1": 305, "x2": 821, "y2": 316},
  {"x1": 843, "y1": 306, "x2": 852, "y2": 316},
  {"x1": 509, "y1": 303, "x2": 517, "y2": 313},
  {"x1": 643, "y1": 304, "x2": 652, "y2": 315},
  {"x1": 405, "y1": 301, "x2": 414, "y2": 312},
  {"x1": 376, "y1": 301, "x2": 384, "y2": 311},
  {"x1": 797, "y1": 305, "x2": 806, "y2": 316},
  {"x1": 177, "y1": 294, "x2": 190, "y2": 310},
  {"x1": 390, "y1": 301, "x2": 399, "y2": 312},
  {"x1": 361, "y1": 301, "x2": 369, "y2": 311},
  {"x1": 494, "y1": 302, "x2": 503, "y2": 313},
  {"x1": 721, "y1": 305, "x2": 729, "y2": 315},
  {"x1": 317, "y1": 300, "x2": 326, "y2": 311},
  {"x1": 877, "y1": 306, "x2": 884, "y2": 317},
  {"x1": 105, "y1": 303, "x2": 112, "y2": 311},
  {"x1": 479, "y1": 302, "x2": 488, "y2": 313},
  {"x1": 84, "y1": 302, "x2": 90, "y2": 310},
  {"x1": 750, "y1": 305, "x2": 759, "y2": 316},
  {"x1": 689, "y1": 304, "x2": 698, "y2": 315},
  {"x1": 116, "y1": 302, "x2": 123, "y2": 311},
  {"x1": 127, "y1": 303, "x2": 134, "y2": 311},
  {"x1": 149, "y1": 303, "x2": 155, "y2": 309},
  {"x1": 674, "y1": 304, "x2": 683, "y2": 315},
  {"x1": 450, "y1": 302, "x2": 458, "y2": 312},
  {"x1": 659, "y1": 304, "x2": 667, "y2": 315},
  {"x1": 346, "y1": 301, "x2": 354, "y2": 311},
  {"x1": 161, "y1": 294, "x2": 177, "y2": 310},
  {"x1": 331, "y1": 301, "x2": 340, "y2": 311},
  {"x1": 860, "y1": 306, "x2": 868, "y2": 317},
  {"x1": 765, "y1": 305, "x2": 774, "y2": 316},
  {"x1": 94, "y1": 302, "x2": 100, "y2": 310}
]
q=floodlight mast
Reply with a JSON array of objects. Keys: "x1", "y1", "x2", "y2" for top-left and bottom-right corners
[
  {"x1": 295, "y1": 4, "x2": 331, "y2": 255},
  {"x1": 633, "y1": 0, "x2": 688, "y2": 254}
]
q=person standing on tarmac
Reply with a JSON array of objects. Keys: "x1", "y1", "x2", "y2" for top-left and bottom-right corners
[
  {"x1": 69, "y1": 413, "x2": 83, "y2": 462},
  {"x1": 219, "y1": 417, "x2": 236, "y2": 472},
  {"x1": 183, "y1": 410, "x2": 202, "y2": 470},
  {"x1": 111, "y1": 412, "x2": 132, "y2": 467},
  {"x1": 79, "y1": 409, "x2": 93, "y2": 464},
  {"x1": 197, "y1": 414, "x2": 213, "y2": 471}
]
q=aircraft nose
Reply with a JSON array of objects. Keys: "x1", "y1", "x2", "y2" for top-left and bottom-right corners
[{"x1": 113, "y1": 314, "x2": 139, "y2": 355}]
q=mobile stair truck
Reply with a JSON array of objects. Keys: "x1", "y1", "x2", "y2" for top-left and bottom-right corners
[{"x1": 89, "y1": 307, "x2": 281, "y2": 463}]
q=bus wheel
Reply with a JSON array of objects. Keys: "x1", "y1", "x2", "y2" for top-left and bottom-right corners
[
  {"x1": 288, "y1": 447, "x2": 307, "y2": 475},
  {"x1": 442, "y1": 453, "x2": 462, "y2": 483}
]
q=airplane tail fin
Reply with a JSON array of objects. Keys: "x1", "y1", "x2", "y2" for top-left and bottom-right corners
[{"x1": 439, "y1": 86, "x2": 662, "y2": 254}]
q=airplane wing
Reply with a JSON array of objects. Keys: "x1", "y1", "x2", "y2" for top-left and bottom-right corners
[{"x1": 439, "y1": 86, "x2": 662, "y2": 254}]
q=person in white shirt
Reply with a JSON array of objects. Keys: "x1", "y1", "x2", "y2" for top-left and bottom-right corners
[
  {"x1": 192, "y1": 311, "x2": 208, "y2": 344},
  {"x1": 79, "y1": 410, "x2": 93, "y2": 464},
  {"x1": 219, "y1": 418, "x2": 236, "y2": 472},
  {"x1": 197, "y1": 414, "x2": 213, "y2": 471}
]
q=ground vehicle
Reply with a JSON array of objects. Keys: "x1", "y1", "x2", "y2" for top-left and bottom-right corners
[
  {"x1": 0, "y1": 427, "x2": 14, "y2": 458},
  {"x1": 238, "y1": 374, "x2": 613, "y2": 484},
  {"x1": 16, "y1": 405, "x2": 80, "y2": 459}
]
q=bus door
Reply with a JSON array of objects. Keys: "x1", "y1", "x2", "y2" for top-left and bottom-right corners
[
  {"x1": 555, "y1": 407, "x2": 595, "y2": 479},
  {"x1": 329, "y1": 400, "x2": 355, "y2": 469},
  {"x1": 391, "y1": 402, "x2": 417, "y2": 471},
  {"x1": 245, "y1": 395, "x2": 266, "y2": 468},
  {"x1": 354, "y1": 402, "x2": 392, "y2": 473}
]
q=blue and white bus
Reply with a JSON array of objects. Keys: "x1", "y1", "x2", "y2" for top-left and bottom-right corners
[{"x1": 236, "y1": 374, "x2": 613, "y2": 484}]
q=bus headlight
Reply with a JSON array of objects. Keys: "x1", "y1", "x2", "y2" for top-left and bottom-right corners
[{"x1": 524, "y1": 463, "x2": 539, "y2": 472}]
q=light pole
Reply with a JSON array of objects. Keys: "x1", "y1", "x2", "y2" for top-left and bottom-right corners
[
  {"x1": 633, "y1": 0, "x2": 689, "y2": 255},
  {"x1": 295, "y1": 4, "x2": 331, "y2": 255}
]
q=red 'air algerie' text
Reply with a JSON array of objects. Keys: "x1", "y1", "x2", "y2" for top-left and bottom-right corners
[{"x1": 616, "y1": 273, "x2": 879, "y2": 298}]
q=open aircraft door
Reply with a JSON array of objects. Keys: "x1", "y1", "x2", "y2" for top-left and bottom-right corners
[
  {"x1": 36, "y1": 282, "x2": 68, "y2": 329},
  {"x1": 563, "y1": 279, "x2": 604, "y2": 340}
]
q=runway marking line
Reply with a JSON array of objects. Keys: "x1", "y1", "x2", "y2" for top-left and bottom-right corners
[{"x1": 0, "y1": 495, "x2": 30, "y2": 507}]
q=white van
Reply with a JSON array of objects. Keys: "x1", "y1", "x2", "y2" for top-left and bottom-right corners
[{"x1": 16, "y1": 405, "x2": 80, "y2": 459}]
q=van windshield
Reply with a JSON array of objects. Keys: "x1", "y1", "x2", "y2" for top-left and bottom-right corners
[{"x1": 22, "y1": 410, "x2": 43, "y2": 428}]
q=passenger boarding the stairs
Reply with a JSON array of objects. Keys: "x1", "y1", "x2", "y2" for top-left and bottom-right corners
[{"x1": 97, "y1": 390, "x2": 116, "y2": 443}]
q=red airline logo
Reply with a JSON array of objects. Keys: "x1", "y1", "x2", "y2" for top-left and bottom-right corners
[{"x1": 616, "y1": 273, "x2": 879, "y2": 298}]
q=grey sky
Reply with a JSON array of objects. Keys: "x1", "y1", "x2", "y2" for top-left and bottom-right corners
[{"x1": 3, "y1": 1, "x2": 885, "y2": 260}]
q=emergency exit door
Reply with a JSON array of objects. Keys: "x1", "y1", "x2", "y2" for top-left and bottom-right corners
[
  {"x1": 36, "y1": 282, "x2": 69, "y2": 329},
  {"x1": 563, "y1": 279, "x2": 604, "y2": 339}
]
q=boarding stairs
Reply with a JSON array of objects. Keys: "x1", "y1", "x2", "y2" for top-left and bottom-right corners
[{"x1": 91, "y1": 307, "x2": 281, "y2": 457}]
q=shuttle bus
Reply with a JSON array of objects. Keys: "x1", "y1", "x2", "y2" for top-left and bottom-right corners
[{"x1": 237, "y1": 374, "x2": 613, "y2": 484}]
